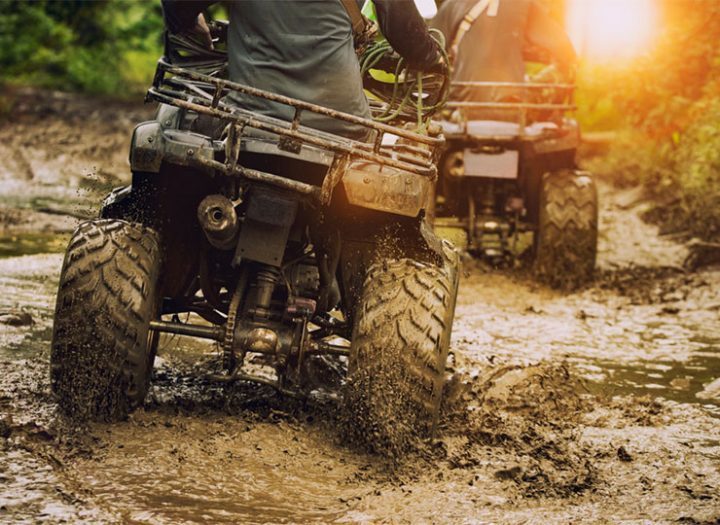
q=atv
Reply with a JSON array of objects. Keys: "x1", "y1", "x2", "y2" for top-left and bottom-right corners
[
  {"x1": 435, "y1": 78, "x2": 598, "y2": 288},
  {"x1": 49, "y1": 26, "x2": 459, "y2": 446}
]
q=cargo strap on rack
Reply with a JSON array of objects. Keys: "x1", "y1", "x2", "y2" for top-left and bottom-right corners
[
  {"x1": 340, "y1": 0, "x2": 367, "y2": 35},
  {"x1": 450, "y1": 0, "x2": 500, "y2": 61}
]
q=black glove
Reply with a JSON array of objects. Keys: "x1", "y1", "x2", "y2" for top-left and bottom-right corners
[{"x1": 426, "y1": 49, "x2": 449, "y2": 75}]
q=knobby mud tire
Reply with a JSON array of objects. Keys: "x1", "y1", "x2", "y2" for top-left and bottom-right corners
[
  {"x1": 535, "y1": 170, "x2": 598, "y2": 290},
  {"x1": 50, "y1": 219, "x2": 161, "y2": 421},
  {"x1": 346, "y1": 254, "x2": 459, "y2": 455}
]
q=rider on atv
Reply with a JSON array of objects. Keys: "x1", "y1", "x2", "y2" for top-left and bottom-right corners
[
  {"x1": 49, "y1": 0, "x2": 459, "y2": 451},
  {"x1": 432, "y1": 0, "x2": 576, "y2": 121},
  {"x1": 429, "y1": 0, "x2": 597, "y2": 287},
  {"x1": 162, "y1": 0, "x2": 445, "y2": 138}
]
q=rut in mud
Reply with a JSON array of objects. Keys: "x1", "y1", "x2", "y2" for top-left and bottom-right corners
[{"x1": 1, "y1": 91, "x2": 719, "y2": 524}]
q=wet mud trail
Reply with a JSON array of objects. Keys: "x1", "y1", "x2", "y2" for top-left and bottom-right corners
[
  {"x1": 1, "y1": 92, "x2": 720, "y2": 523},
  {"x1": 1, "y1": 194, "x2": 718, "y2": 524}
]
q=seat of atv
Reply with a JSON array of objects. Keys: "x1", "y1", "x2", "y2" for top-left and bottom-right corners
[{"x1": 439, "y1": 119, "x2": 559, "y2": 139}]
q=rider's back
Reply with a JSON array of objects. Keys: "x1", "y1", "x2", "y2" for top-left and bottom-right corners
[
  {"x1": 433, "y1": 0, "x2": 575, "y2": 120},
  {"x1": 226, "y1": 0, "x2": 370, "y2": 139},
  {"x1": 434, "y1": 0, "x2": 529, "y2": 83}
]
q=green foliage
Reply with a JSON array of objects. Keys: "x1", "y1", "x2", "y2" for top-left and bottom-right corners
[
  {"x1": 672, "y1": 97, "x2": 720, "y2": 238},
  {"x1": 0, "y1": 0, "x2": 163, "y2": 95},
  {"x1": 586, "y1": 0, "x2": 720, "y2": 241},
  {"x1": 619, "y1": 0, "x2": 720, "y2": 139},
  {"x1": 574, "y1": 64, "x2": 624, "y2": 132}
]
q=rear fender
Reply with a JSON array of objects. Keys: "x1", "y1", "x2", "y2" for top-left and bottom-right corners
[
  {"x1": 130, "y1": 121, "x2": 216, "y2": 174},
  {"x1": 532, "y1": 128, "x2": 580, "y2": 155},
  {"x1": 340, "y1": 161, "x2": 433, "y2": 218}
]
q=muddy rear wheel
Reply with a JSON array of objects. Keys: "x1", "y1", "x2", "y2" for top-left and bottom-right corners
[
  {"x1": 50, "y1": 219, "x2": 161, "y2": 421},
  {"x1": 534, "y1": 170, "x2": 598, "y2": 289},
  {"x1": 346, "y1": 254, "x2": 459, "y2": 453}
]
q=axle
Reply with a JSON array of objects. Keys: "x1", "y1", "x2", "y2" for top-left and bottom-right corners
[{"x1": 148, "y1": 319, "x2": 349, "y2": 356}]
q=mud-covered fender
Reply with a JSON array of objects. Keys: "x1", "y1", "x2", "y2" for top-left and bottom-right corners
[
  {"x1": 130, "y1": 102, "x2": 216, "y2": 174},
  {"x1": 130, "y1": 121, "x2": 164, "y2": 173},
  {"x1": 130, "y1": 122, "x2": 216, "y2": 174},
  {"x1": 532, "y1": 120, "x2": 580, "y2": 155},
  {"x1": 341, "y1": 161, "x2": 433, "y2": 218}
]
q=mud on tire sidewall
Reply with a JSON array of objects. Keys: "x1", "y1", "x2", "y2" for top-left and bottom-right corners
[
  {"x1": 534, "y1": 170, "x2": 598, "y2": 290},
  {"x1": 345, "y1": 254, "x2": 459, "y2": 454},
  {"x1": 50, "y1": 219, "x2": 162, "y2": 421}
]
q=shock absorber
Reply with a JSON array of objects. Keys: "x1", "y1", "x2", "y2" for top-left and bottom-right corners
[{"x1": 252, "y1": 265, "x2": 281, "y2": 320}]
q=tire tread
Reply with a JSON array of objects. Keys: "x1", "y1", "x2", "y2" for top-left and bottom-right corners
[
  {"x1": 347, "y1": 253, "x2": 459, "y2": 452},
  {"x1": 535, "y1": 170, "x2": 598, "y2": 289},
  {"x1": 50, "y1": 219, "x2": 161, "y2": 421}
]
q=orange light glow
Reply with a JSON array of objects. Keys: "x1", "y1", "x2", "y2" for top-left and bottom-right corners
[{"x1": 566, "y1": 0, "x2": 658, "y2": 61}]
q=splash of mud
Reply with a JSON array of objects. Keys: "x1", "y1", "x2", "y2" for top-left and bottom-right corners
[{"x1": 439, "y1": 364, "x2": 596, "y2": 499}]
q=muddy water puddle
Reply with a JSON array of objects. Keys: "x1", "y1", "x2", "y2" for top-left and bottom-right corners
[
  {"x1": 451, "y1": 268, "x2": 720, "y2": 411},
  {"x1": 0, "y1": 254, "x2": 62, "y2": 359},
  {"x1": 0, "y1": 233, "x2": 70, "y2": 258},
  {"x1": 581, "y1": 351, "x2": 720, "y2": 410},
  {"x1": 69, "y1": 415, "x2": 369, "y2": 524}
]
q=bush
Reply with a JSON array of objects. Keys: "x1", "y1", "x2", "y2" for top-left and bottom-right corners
[
  {"x1": 584, "y1": 0, "x2": 720, "y2": 241},
  {"x1": 0, "y1": 0, "x2": 163, "y2": 96},
  {"x1": 672, "y1": 96, "x2": 720, "y2": 238}
]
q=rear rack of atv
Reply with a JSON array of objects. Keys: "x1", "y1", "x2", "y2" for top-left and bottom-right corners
[
  {"x1": 146, "y1": 60, "x2": 443, "y2": 202},
  {"x1": 445, "y1": 81, "x2": 575, "y2": 139}
]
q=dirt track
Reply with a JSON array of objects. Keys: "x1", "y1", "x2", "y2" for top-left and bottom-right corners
[{"x1": 0, "y1": 90, "x2": 719, "y2": 524}]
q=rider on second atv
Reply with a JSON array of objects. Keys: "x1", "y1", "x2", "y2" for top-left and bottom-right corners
[
  {"x1": 162, "y1": 0, "x2": 445, "y2": 138},
  {"x1": 432, "y1": 0, "x2": 577, "y2": 121}
]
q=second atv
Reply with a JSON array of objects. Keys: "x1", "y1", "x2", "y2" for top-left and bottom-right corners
[{"x1": 435, "y1": 79, "x2": 598, "y2": 288}]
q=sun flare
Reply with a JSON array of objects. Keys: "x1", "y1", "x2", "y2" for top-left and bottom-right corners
[{"x1": 566, "y1": 0, "x2": 658, "y2": 61}]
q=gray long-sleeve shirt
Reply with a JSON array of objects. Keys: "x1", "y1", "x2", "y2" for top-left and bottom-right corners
[{"x1": 162, "y1": 0, "x2": 439, "y2": 138}]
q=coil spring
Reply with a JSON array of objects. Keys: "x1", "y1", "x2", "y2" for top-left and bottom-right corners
[{"x1": 254, "y1": 266, "x2": 281, "y2": 319}]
